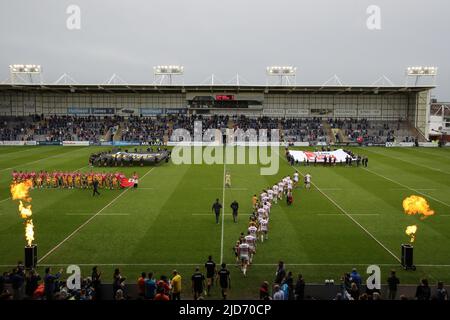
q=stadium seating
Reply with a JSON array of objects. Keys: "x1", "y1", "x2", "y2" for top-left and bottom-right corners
[{"x1": 0, "y1": 115, "x2": 420, "y2": 145}]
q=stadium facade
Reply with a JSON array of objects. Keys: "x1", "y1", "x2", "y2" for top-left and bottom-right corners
[{"x1": 0, "y1": 83, "x2": 434, "y2": 139}]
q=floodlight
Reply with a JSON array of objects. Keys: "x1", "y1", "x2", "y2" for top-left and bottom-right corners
[
  {"x1": 266, "y1": 66, "x2": 297, "y2": 76},
  {"x1": 406, "y1": 66, "x2": 437, "y2": 76},
  {"x1": 153, "y1": 65, "x2": 184, "y2": 75},
  {"x1": 9, "y1": 64, "x2": 41, "y2": 74}
]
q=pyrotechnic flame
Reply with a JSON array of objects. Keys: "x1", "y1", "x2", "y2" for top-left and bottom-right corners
[
  {"x1": 405, "y1": 225, "x2": 418, "y2": 243},
  {"x1": 10, "y1": 180, "x2": 33, "y2": 202},
  {"x1": 25, "y1": 220, "x2": 34, "y2": 246},
  {"x1": 402, "y1": 195, "x2": 434, "y2": 220},
  {"x1": 10, "y1": 180, "x2": 34, "y2": 246},
  {"x1": 19, "y1": 201, "x2": 32, "y2": 219}
]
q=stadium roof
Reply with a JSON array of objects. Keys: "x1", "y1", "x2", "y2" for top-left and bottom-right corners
[{"x1": 0, "y1": 83, "x2": 435, "y2": 95}]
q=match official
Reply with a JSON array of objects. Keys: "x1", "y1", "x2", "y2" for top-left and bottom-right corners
[
  {"x1": 93, "y1": 178, "x2": 100, "y2": 196},
  {"x1": 212, "y1": 198, "x2": 222, "y2": 224},
  {"x1": 230, "y1": 200, "x2": 239, "y2": 223}
]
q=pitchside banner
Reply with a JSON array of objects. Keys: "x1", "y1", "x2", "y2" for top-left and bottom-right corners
[
  {"x1": 0, "y1": 141, "x2": 25, "y2": 146},
  {"x1": 37, "y1": 141, "x2": 63, "y2": 146},
  {"x1": 62, "y1": 141, "x2": 90, "y2": 146},
  {"x1": 419, "y1": 141, "x2": 439, "y2": 148},
  {"x1": 289, "y1": 149, "x2": 355, "y2": 163},
  {"x1": 385, "y1": 142, "x2": 415, "y2": 147}
]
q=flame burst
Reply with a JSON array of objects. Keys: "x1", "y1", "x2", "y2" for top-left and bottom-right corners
[
  {"x1": 10, "y1": 180, "x2": 34, "y2": 246},
  {"x1": 405, "y1": 225, "x2": 417, "y2": 243},
  {"x1": 10, "y1": 180, "x2": 33, "y2": 202},
  {"x1": 19, "y1": 201, "x2": 32, "y2": 219},
  {"x1": 402, "y1": 195, "x2": 434, "y2": 220},
  {"x1": 25, "y1": 220, "x2": 35, "y2": 246}
]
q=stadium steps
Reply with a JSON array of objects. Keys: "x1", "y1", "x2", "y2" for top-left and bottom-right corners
[
  {"x1": 102, "y1": 128, "x2": 113, "y2": 142},
  {"x1": 335, "y1": 128, "x2": 350, "y2": 143},
  {"x1": 322, "y1": 121, "x2": 336, "y2": 143},
  {"x1": 407, "y1": 122, "x2": 428, "y2": 142},
  {"x1": 112, "y1": 124, "x2": 123, "y2": 142},
  {"x1": 165, "y1": 120, "x2": 174, "y2": 141}
]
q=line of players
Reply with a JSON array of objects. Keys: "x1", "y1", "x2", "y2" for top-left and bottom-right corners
[
  {"x1": 234, "y1": 172, "x2": 300, "y2": 276},
  {"x1": 11, "y1": 170, "x2": 132, "y2": 190}
]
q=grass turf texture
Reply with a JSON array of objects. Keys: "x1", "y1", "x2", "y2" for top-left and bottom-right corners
[{"x1": 0, "y1": 145, "x2": 450, "y2": 299}]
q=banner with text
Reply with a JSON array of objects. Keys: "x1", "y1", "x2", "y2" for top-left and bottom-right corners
[{"x1": 288, "y1": 149, "x2": 356, "y2": 163}]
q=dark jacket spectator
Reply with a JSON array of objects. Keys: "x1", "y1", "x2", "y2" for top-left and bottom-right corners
[
  {"x1": 350, "y1": 268, "x2": 362, "y2": 287},
  {"x1": 113, "y1": 268, "x2": 126, "y2": 298},
  {"x1": 25, "y1": 270, "x2": 41, "y2": 298},
  {"x1": 274, "y1": 261, "x2": 286, "y2": 284},
  {"x1": 295, "y1": 274, "x2": 305, "y2": 300},
  {"x1": 259, "y1": 281, "x2": 270, "y2": 300},
  {"x1": 91, "y1": 266, "x2": 102, "y2": 300},
  {"x1": 387, "y1": 270, "x2": 400, "y2": 300},
  {"x1": 44, "y1": 267, "x2": 62, "y2": 300},
  {"x1": 350, "y1": 283, "x2": 360, "y2": 300},
  {"x1": 415, "y1": 279, "x2": 431, "y2": 301},
  {"x1": 434, "y1": 281, "x2": 448, "y2": 301}
]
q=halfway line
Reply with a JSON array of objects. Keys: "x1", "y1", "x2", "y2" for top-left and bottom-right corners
[{"x1": 220, "y1": 161, "x2": 226, "y2": 264}]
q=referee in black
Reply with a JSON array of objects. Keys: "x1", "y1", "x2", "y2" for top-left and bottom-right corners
[
  {"x1": 93, "y1": 178, "x2": 100, "y2": 196},
  {"x1": 230, "y1": 200, "x2": 239, "y2": 223},
  {"x1": 212, "y1": 198, "x2": 222, "y2": 224}
]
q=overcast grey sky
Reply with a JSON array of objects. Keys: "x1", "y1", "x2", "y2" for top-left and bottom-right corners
[{"x1": 1, "y1": 0, "x2": 449, "y2": 99}]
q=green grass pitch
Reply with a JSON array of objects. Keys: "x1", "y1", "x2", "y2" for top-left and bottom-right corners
[{"x1": 0, "y1": 146, "x2": 450, "y2": 299}]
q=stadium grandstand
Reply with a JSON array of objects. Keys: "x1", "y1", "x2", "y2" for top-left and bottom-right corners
[{"x1": 0, "y1": 83, "x2": 437, "y2": 146}]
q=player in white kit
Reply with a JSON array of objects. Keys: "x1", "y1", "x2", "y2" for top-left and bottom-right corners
[
  {"x1": 245, "y1": 232, "x2": 257, "y2": 263},
  {"x1": 272, "y1": 184, "x2": 279, "y2": 204},
  {"x1": 293, "y1": 172, "x2": 299, "y2": 187},
  {"x1": 258, "y1": 217, "x2": 269, "y2": 242},
  {"x1": 277, "y1": 181, "x2": 284, "y2": 200},
  {"x1": 238, "y1": 240, "x2": 250, "y2": 276},
  {"x1": 257, "y1": 206, "x2": 265, "y2": 220},
  {"x1": 287, "y1": 178, "x2": 293, "y2": 193},
  {"x1": 267, "y1": 188, "x2": 273, "y2": 202},
  {"x1": 260, "y1": 190, "x2": 267, "y2": 200},
  {"x1": 248, "y1": 223, "x2": 258, "y2": 239},
  {"x1": 304, "y1": 173, "x2": 312, "y2": 189},
  {"x1": 263, "y1": 202, "x2": 270, "y2": 216}
]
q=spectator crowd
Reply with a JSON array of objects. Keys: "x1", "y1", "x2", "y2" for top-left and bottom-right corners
[
  {"x1": 1, "y1": 261, "x2": 447, "y2": 301},
  {"x1": 0, "y1": 115, "x2": 416, "y2": 145}
]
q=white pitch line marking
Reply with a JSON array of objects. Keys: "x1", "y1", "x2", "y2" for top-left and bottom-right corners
[
  {"x1": 2, "y1": 262, "x2": 450, "y2": 268},
  {"x1": 220, "y1": 161, "x2": 226, "y2": 265},
  {"x1": 0, "y1": 197, "x2": 11, "y2": 204},
  {"x1": 65, "y1": 213, "x2": 130, "y2": 216},
  {"x1": 38, "y1": 167, "x2": 155, "y2": 263},
  {"x1": 364, "y1": 167, "x2": 450, "y2": 208},
  {"x1": 192, "y1": 213, "x2": 232, "y2": 216},
  {"x1": 413, "y1": 148, "x2": 450, "y2": 160},
  {"x1": 204, "y1": 187, "x2": 247, "y2": 191},
  {"x1": 0, "y1": 147, "x2": 38, "y2": 156},
  {"x1": 278, "y1": 151, "x2": 401, "y2": 263},
  {"x1": 362, "y1": 148, "x2": 450, "y2": 175},
  {"x1": 316, "y1": 213, "x2": 380, "y2": 216},
  {"x1": 389, "y1": 188, "x2": 438, "y2": 191},
  {"x1": 0, "y1": 148, "x2": 84, "y2": 172},
  {"x1": 291, "y1": 170, "x2": 401, "y2": 263}
]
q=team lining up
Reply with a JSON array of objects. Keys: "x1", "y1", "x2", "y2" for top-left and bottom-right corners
[
  {"x1": 233, "y1": 171, "x2": 311, "y2": 276},
  {"x1": 11, "y1": 171, "x2": 139, "y2": 189}
]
